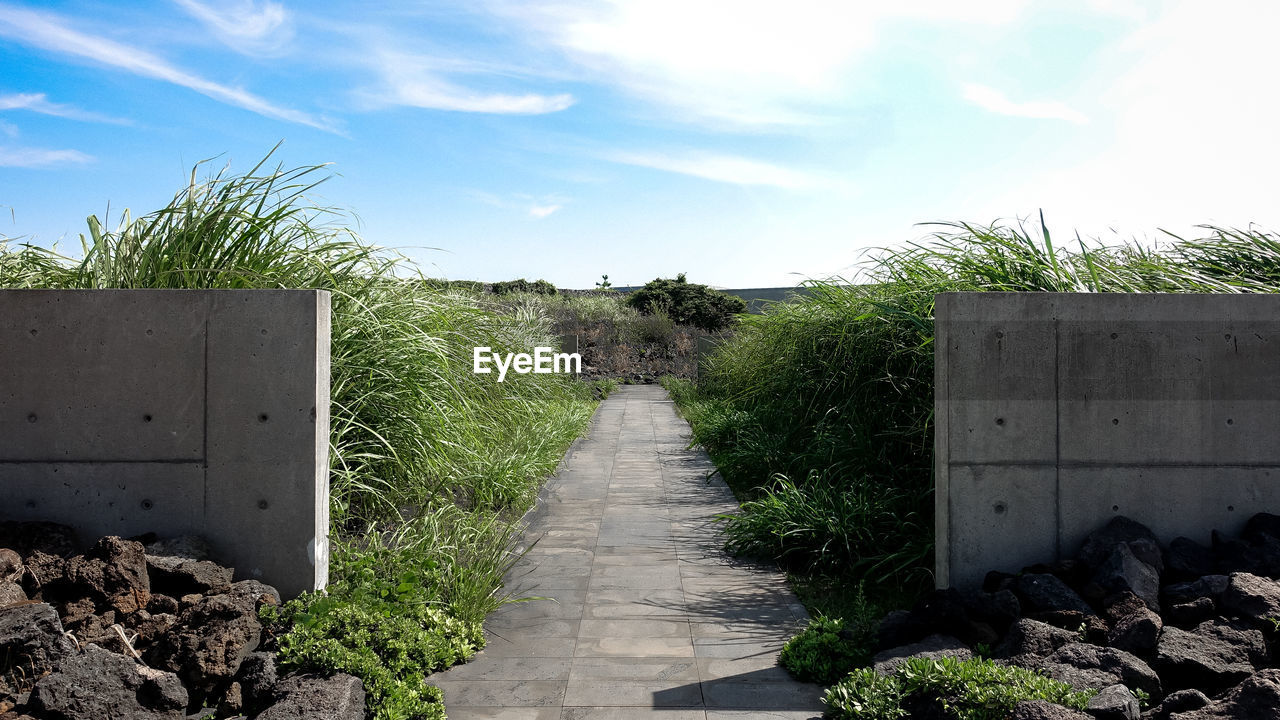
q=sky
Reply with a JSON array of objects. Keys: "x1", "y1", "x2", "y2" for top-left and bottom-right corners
[{"x1": 2, "y1": 1, "x2": 1279, "y2": 289}]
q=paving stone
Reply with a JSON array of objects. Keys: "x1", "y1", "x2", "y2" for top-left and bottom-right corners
[{"x1": 429, "y1": 387, "x2": 812, "y2": 718}]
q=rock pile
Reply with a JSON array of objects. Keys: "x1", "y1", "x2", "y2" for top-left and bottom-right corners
[
  {"x1": 0, "y1": 521, "x2": 364, "y2": 720},
  {"x1": 875, "y1": 514, "x2": 1280, "y2": 720}
]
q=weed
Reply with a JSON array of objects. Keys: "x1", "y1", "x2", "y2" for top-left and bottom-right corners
[
  {"x1": 825, "y1": 656, "x2": 1094, "y2": 720},
  {"x1": 779, "y1": 615, "x2": 867, "y2": 685}
]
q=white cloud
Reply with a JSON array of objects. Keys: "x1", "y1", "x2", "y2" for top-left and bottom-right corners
[
  {"x1": 366, "y1": 50, "x2": 574, "y2": 114},
  {"x1": 494, "y1": 0, "x2": 1024, "y2": 129},
  {"x1": 603, "y1": 149, "x2": 825, "y2": 189},
  {"x1": 0, "y1": 119, "x2": 16, "y2": 137},
  {"x1": 172, "y1": 0, "x2": 292, "y2": 56},
  {"x1": 0, "y1": 4, "x2": 337, "y2": 132},
  {"x1": 962, "y1": 83, "x2": 1089, "y2": 124},
  {"x1": 986, "y1": 2, "x2": 1280, "y2": 237},
  {"x1": 0, "y1": 92, "x2": 131, "y2": 124},
  {"x1": 528, "y1": 204, "x2": 562, "y2": 218},
  {"x1": 0, "y1": 145, "x2": 92, "y2": 167}
]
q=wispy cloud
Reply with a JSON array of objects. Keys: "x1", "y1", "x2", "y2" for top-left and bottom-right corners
[
  {"x1": 468, "y1": 190, "x2": 569, "y2": 218},
  {"x1": 171, "y1": 0, "x2": 293, "y2": 56},
  {"x1": 0, "y1": 145, "x2": 92, "y2": 168},
  {"x1": 962, "y1": 83, "x2": 1089, "y2": 124},
  {"x1": 494, "y1": 0, "x2": 1024, "y2": 130},
  {"x1": 0, "y1": 119, "x2": 17, "y2": 138},
  {"x1": 0, "y1": 92, "x2": 131, "y2": 124},
  {"x1": 366, "y1": 50, "x2": 574, "y2": 115},
  {"x1": 0, "y1": 4, "x2": 337, "y2": 132},
  {"x1": 603, "y1": 149, "x2": 824, "y2": 190}
]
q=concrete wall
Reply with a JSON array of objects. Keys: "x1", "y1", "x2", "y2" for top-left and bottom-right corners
[
  {"x1": 0, "y1": 290, "x2": 330, "y2": 598},
  {"x1": 935, "y1": 292, "x2": 1280, "y2": 590}
]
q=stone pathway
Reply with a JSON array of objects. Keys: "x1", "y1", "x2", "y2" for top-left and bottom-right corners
[{"x1": 428, "y1": 384, "x2": 825, "y2": 719}]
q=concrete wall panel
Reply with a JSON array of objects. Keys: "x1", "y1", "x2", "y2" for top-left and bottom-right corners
[
  {"x1": 0, "y1": 289, "x2": 329, "y2": 598},
  {"x1": 936, "y1": 292, "x2": 1280, "y2": 589},
  {"x1": 945, "y1": 465, "x2": 1059, "y2": 580},
  {"x1": 0, "y1": 292, "x2": 205, "y2": 461}
]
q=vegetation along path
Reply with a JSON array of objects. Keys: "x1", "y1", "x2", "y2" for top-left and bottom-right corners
[{"x1": 429, "y1": 384, "x2": 824, "y2": 719}]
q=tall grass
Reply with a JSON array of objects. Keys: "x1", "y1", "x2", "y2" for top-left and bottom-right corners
[
  {"x1": 675, "y1": 214, "x2": 1280, "y2": 599},
  {"x1": 0, "y1": 152, "x2": 595, "y2": 720}
]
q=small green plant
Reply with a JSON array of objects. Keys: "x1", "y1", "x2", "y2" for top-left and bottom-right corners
[
  {"x1": 1132, "y1": 687, "x2": 1151, "y2": 709},
  {"x1": 824, "y1": 656, "x2": 1095, "y2": 720},
  {"x1": 592, "y1": 378, "x2": 619, "y2": 398},
  {"x1": 596, "y1": 274, "x2": 612, "y2": 289},
  {"x1": 629, "y1": 304, "x2": 676, "y2": 346},
  {"x1": 779, "y1": 615, "x2": 867, "y2": 684}
]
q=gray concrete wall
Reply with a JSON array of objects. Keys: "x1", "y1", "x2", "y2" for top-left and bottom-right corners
[
  {"x1": 0, "y1": 290, "x2": 330, "y2": 598},
  {"x1": 935, "y1": 292, "x2": 1280, "y2": 589}
]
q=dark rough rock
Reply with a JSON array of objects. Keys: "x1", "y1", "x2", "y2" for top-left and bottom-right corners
[
  {"x1": 1141, "y1": 688, "x2": 1209, "y2": 720},
  {"x1": 1028, "y1": 610, "x2": 1109, "y2": 645},
  {"x1": 218, "y1": 681, "x2": 244, "y2": 716},
  {"x1": 0, "y1": 603, "x2": 76, "y2": 694},
  {"x1": 146, "y1": 594, "x2": 179, "y2": 615},
  {"x1": 0, "y1": 522, "x2": 76, "y2": 559},
  {"x1": 1104, "y1": 592, "x2": 1162, "y2": 654},
  {"x1": 235, "y1": 651, "x2": 278, "y2": 710},
  {"x1": 0, "y1": 550, "x2": 21, "y2": 584},
  {"x1": 19, "y1": 551, "x2": 65, "y2": 598},
  {"x1": 151, "y1": 593, "x2": 261, "y2": 693},
  {"x1": 257, "y1": 673, "x2": 365, "y2": 720},
  {"x1": 875, "y1": 609, "x2": 920, "y2": 650},
  {"x1": 0, "y1": 583, "x2": 25, "y2": 608},
  {"x1": 1163, "y1": 598, "x2": 1216, "y2": 630},
  {"x1": 124, "y1": 610, "x2": 178, "y2": 647},
  {"x1": 64, "y1": 536, "x2": 150, "y2": 615},
  {"x1": 1019, "y1": 642, "x2": 1162, "y2": 701},
  {"x1": 1011, "y1": 700, "x2": 1093, "y2": 719},
  {"x1": 907, "y1": 589, "x2": 998, "y2": 646},
  {"x1": 960, "y1": 588, "x2": 1021, "y2": 632},
  {"x1": 1169, "y1": 668, "x2": 1280, "y2": 720},
  {"x1": 226, "y1": 580, "x2": 281, "y2": 611},
  {"x1": 1243, "y1": 513, "x2": 1280, "y2": 545},
  {"x1": 1164, "y1": 537, "x2": 1214, "y2": 582},
  {"x1": 984, "y1": 570, "x2": 1018, "y2": 593},
  {"x1": 1078, "y1": 517, "x2": 1160, "y2": 571},
  {"x1": 146, "y1": 556, "x2": 232, "y2": 597},
  {"x1": 1086, "y1": 683, "x2": 1140, "y2": 720},
  {"x1": 1220, "y1": 571, "x2": 1280, "y2": 621},
  {"x1": 1211, "y1": 529, "x2": 1280, "y2": 577},
  {"x1": 996, "y1": 618, "x2": 1078, "y2": 659},
  {"x1": 1153, "y1": 620, "x2": 1266, "y2": 693},
  {"x1": 1095, "y1": 544, "x2": 1161, "y2": 612},
  {"x1": 1017, "y1": 574, "x2": 1095, "y2": 615},
  {"x1": 29, "y1": 643, "x2": 187, "y2": 719},
  {"x1": 1162, "y1": 576, "x2": 1228, "y2": 606},
  {"x1": 144, "y1": 537, "x2": 212, "y2": 563},
  {"x1": 871, "y1": 634, "x2": 973, "y2": 675}
]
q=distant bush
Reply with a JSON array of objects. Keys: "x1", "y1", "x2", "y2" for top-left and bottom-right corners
[
  {"x1": 625, "y1": 274, "x2": 745, "y2": 331},
  {"x1": 491, "y1": 278, "x2": 557, "y2": 295},
  {"x1": 421, "y1": 278, "x2": 484, "y2": 293}
]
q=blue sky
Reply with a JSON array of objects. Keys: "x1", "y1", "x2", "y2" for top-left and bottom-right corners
[{"x1": 2, "y1": 1, "x2": 1278, "y2": 288}]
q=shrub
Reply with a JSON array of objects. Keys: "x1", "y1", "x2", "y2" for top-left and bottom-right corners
[
  {"x1": 824, "y1": 656, "x2": 1095, "y2": 720},
  {"x1": 625, "y1": 273, "x2": 745, "y2": 331},
  {"x1": 779, "y1": 616, "x2": 867, "y2": 685},
  {"x1": 628, "y1": 305, "x2": 676, "y2": 346},
  {"x1": 491, "y1": 278, "x2": 556, "y2": 295}
]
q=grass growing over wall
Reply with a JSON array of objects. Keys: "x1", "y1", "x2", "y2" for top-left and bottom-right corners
[
  {"x1": 666, "y1": 214, "x2": 1280, "y2": 706},
  {"x1": 0, "y1": 153, "x2": 595, "y2": 720}
]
